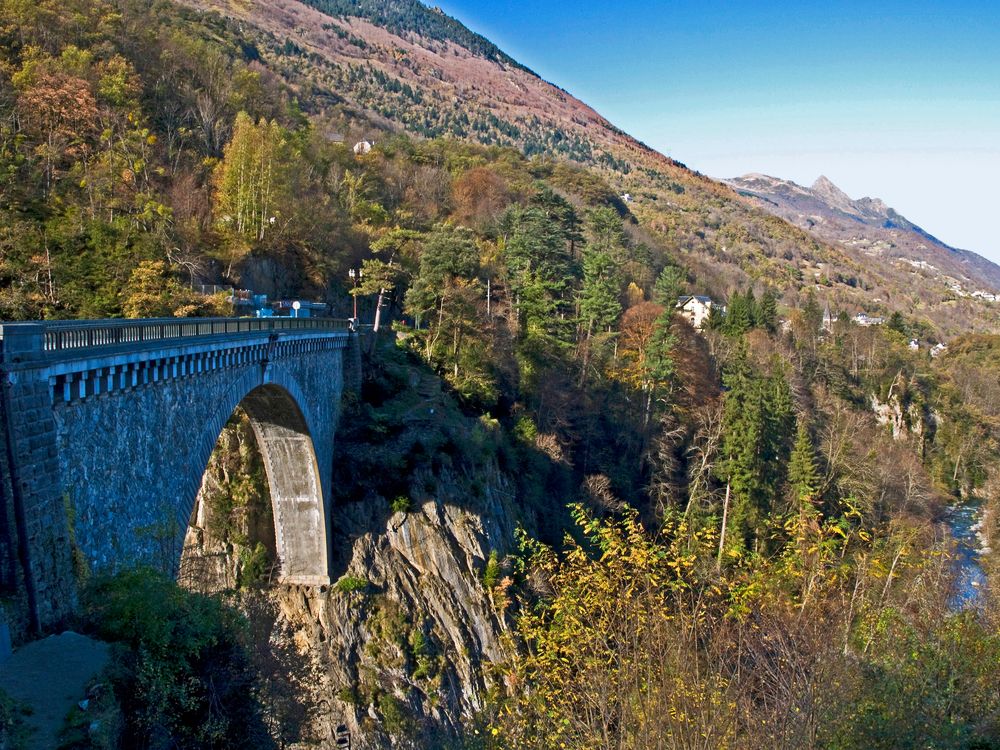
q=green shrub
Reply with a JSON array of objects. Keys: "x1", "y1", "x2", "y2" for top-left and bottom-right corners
[
  {"x1": 335, "y1": 575, "x2": 369, "y2": 595},
  {"x1": 513, "y1": 415, "x2": 537, "y2": 443},
  {"x1": 391, "y1": 495, "x2": 413, "y2": 514},
  {"x1": 81, "y1": 568, "x2": 270, "y2": 749},
  {"x1": 482, "y1": 550, "x2": 501, "y2": 590},
  {"x1": 0, "y1": 688, "x2": 31, "y2": 750},
  {"x1": 237, "y1": 542, "x2": 271, "y2": 589},
  {"x1": 378, "y1": 694, "x2": 415, "y2": 737}
]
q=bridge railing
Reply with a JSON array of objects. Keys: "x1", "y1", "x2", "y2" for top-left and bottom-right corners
[{"x1": 0, "y1": 317, "x2": 352, "y2": 362}]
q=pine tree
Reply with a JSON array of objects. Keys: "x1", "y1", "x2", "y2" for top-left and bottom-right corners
[
  {"x1": 788, "y1": 419, "x2": 820, "y2": 504},
  {"x1": 745, "y1": 286, "x2": 760, "y2": 328},
  {"x1": 577, "y1": 244, "x2": 622, "y2": 385},
  {"x1": 724, "y1": 290, "x2": 752, "y2": 335},
  {"x1": 500, "y1": 205, "x2": 574, "y2": 340},
  {"x1": 716, "y1": 345, "x2": 762, "y2": 554},
  {"x1": 801, "y1": 289, "x2": 823, "y2": 337},
  {"x1": 761, "y1": 364, "x2": 795, "y2": 512},
  {"x1": 652, "y1": 264, "x2": 685, "y2": 307},
  {"x1": 758, "y1": 288, "x2": 778, "y2": 332},
  {"x1": 715, "y1": 351, "x2": 796, "y2": 555},
  {"x1": 579, "y1": 247, "x2": 622, "y2": 338}
]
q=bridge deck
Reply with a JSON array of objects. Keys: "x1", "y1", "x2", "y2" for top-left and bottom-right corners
[{"x1": 0, "y1": 317, "x2": 356, "y2": 363}]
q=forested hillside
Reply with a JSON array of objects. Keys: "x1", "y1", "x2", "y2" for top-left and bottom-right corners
[
  {"x1": 1, "y1": 1, "x2": 999, "y2": 749},
  {"x1": 179, "y1": 0, "x2": 1000, "y2": 334}
]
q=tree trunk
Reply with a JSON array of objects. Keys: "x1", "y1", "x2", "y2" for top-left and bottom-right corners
[{"x1": 717, "y1": 481, "x2": 730, "y2": 569}]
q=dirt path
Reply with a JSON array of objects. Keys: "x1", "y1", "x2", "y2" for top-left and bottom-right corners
[{"x1": 0, "y1": 631, "x2": 109, "y2": 749}]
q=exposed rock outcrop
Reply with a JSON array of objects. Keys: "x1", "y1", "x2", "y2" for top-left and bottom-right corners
[{"x1": 274, "y1": 462, "x2": 515, "y2": 748}]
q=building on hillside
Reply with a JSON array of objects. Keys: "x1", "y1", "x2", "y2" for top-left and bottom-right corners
[
  {"x1": 676, "y1": 295, "x2": 715, "y2": 330},
  {"x1": 854, "y1": 312, "x2": 885, "y2": 327}
]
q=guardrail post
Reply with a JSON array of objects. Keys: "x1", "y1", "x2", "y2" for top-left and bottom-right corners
[{"x1": 0, "y1": 325, "x2": 45, "y2": 364}]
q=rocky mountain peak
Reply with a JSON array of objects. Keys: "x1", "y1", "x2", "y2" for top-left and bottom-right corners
[{"x1": 810, "y1": 175, "x2": 856, "y2": 214}]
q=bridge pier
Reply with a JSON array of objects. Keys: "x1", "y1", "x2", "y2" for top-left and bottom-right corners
[{"x1": 0, "y1": 325, "x2": 76, "y2": 632}]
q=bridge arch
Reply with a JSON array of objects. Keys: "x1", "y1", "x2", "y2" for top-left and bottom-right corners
[{"x1": 183, "y1": 371, "x2": 331, "y2": 587}]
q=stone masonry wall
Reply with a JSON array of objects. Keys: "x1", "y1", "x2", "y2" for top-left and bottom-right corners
[
  {"x1": 0, "y1": 385, "x2": 35, "y2": 641},
  {"x1": 0, "y1": 374, "x2": 76, "y2": 629},
  {"x1": 53, "y1": 345, "x2": 345, "y2": 580}
]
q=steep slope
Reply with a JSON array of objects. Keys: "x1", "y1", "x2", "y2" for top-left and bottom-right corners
[
  {"x1": 727, "y1": 173, "x2": 1000, "y2": 295},
  {"x1": 177, "y1": 0, "x2": 1000, "y2": 334}
]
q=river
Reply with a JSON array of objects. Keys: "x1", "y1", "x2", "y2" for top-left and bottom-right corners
[{"x1": 945, "y1": 500, "x2": 989, "y2": 610}]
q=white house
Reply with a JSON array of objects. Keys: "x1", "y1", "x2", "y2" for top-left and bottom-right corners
[
  {"x1": 676, "y1": 295, "x2": 715, "y2": 330},
  {"x1": 854, "y1": 312, "x2": 885, "y2": 327}
]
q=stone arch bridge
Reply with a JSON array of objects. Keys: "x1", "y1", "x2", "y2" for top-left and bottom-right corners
[{"x1": 0, "y1": 317, "x2": 362, "y2": 632}]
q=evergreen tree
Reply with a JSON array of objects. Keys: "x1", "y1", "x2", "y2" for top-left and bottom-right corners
[
  {"x1": 724, "y1": 290, "x2": 752, "y2": 335},
  {"x1": 641, "y1": 312, "x2": 677, "y2": 425},
  {"x1": 530, "y1": 187, "x2": 583, "y2": 254},
  {"x1": 788, "y1": 418, "x2": 820, "y2": 504},
  {"x1": 761, "y1": 364, "x2": 795, "y2": 505},
  {"x1": 745, "y1": 286, "x2": 760, "y2": 328},
  {"x1": 705, "y1": 303, "x2": 726, "y2": 331},
  {"x1": 888, "y1": 311, "x2": 908, "y2": 336},
  {"x1": 716, "y1": 345, "x2": 762, "y2": 554},
  {"x1": 577, "y1": 243, "x2": 622, "y2": 385},
  {"x1": 758, "y1": 288, "x2": 778, "y2": 333},
  {"x1": 405, "y1": 225, "x2": 482, "y2": 374},
  {"x1": 652, "y1": 264, "x2": 685, "y2": 307},
  {"x1": 801, "y1": 289, "x2": 823, "y2": 337},
  {"x1": 716, "y1": 351, "x2": 795, "y2": 554},
  {"x1": 500, "y1": 205, "x2": 575, "y2": 340},
  {"x1": 586, "y1": 205, "x2": 627, "y2": 259},
  {"x1": 579, "y1": 247, "x2": 622, "y2": 338}
]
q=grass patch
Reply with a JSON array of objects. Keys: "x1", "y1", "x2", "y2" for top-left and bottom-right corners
[{"x1": 335, "y1": 575, "x2": 369, "y2": 595}]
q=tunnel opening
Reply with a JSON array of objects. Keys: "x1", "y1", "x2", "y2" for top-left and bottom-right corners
[{"x1": 180, "y1": 384, "x2": 330, "y2": 593}]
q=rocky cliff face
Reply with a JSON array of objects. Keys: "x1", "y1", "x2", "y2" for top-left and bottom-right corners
[{"x1": 273, "y1": 461, "x2": 515, "y2": 748}]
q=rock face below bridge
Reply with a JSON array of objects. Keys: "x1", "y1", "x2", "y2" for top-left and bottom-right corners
[{"x1": 272, "y1": 463, "x2": 515, "y2": 748}]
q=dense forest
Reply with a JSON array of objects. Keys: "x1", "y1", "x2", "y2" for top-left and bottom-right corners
[{"x1": 0, "y1": 0, "x2": 998, "y2": 748}]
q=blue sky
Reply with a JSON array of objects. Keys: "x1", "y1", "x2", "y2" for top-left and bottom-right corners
[{"x1": 433, "y1": 0, "x2": 1000, "y2": 262}]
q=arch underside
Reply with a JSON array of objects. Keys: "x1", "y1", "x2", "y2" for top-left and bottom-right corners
[{"x1": 238, "y1": 385, "x2": 329, "y2": 585}]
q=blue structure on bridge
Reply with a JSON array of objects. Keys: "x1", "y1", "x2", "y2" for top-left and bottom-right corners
[{"x1": 0, "y1": 318, "x2": 362, "y2": 632}]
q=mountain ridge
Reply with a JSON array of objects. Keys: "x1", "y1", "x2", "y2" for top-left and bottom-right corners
[{"x1": 725, "y1": 172, "x2": 1000, "y2": 294}]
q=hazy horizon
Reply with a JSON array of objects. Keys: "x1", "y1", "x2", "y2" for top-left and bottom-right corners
[{"x1": 434, "y1": 0, "x2": 1000, "y2": 262}]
